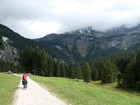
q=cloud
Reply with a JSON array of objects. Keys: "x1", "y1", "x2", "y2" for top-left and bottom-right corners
[{"x1": 0, "y1": 0, "x2": 140, "y2": 39}]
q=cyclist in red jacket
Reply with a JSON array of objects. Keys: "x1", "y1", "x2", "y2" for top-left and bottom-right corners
[
  {"x1": 22, "y1": 73, "x2": 27, "y2": 80},
  {"x1": 22, "y1": 73, "x2": 28, "y2": 89}
]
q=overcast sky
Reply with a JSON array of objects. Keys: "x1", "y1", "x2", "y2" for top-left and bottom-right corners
[{"x1": 1, "y1": 0, "x2": 140, "y2": 39}]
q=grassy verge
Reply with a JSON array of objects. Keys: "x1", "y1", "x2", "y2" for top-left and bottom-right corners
[
  {"x1": 0, "y1": 73, "x2": 20, "y2": 105},
  {"x1": 31, "y1": 76, "x2": 140, "y2": 105}
]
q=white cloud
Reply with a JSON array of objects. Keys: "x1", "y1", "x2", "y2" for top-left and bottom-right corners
[
  {"x1": 1, "y1": 0, "x2": 140, "y2": 39},
  {"x1": 28, "y1": 21, "x2": 61, "y2": 38}
]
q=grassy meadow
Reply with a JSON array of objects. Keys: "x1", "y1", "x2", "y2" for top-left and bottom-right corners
[
  {"x1": 0, "y1": 73, "x2": 20, "y2": 105},
  {"x1": 31, "y1": 76, "x2": 140, "y2": 105}
]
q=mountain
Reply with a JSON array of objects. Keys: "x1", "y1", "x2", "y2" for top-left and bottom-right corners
[
  {"x1": 0, "y1": 24, "x2": 67, "y2": 63},
  {"x1": 0, "y1": 24, "x2": 41, "y2": 62},
  {"x1": 36, "y1": 25, "x2": 140, "y2": 62},
  {"x1": 0, "y1": 24, "x2": 40, "y2": 50},
  {"x1": 1, "y1": 23, "x2": 140, "y2": 63}
]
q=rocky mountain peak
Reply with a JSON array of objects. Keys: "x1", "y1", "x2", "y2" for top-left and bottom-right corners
[{"x1": 36, "y1": 24, "x2": 140, "y2": 62}]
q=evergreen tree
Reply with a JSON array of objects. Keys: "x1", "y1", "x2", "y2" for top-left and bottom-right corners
[
  {"x1": 83, "y1": 62, "x2": 91, "y2": 84},
  {"x1": 91, "y1": 64, "x2": 99, "y2": 81},
  {"x1": 56, "y1": 62, "x2": 61, "y2": 77},
  {"x1": 114, "y1": 56, "x2": 131, "y2": 74},
  {"x1": 124, "y1": 57, "x2": 136, "y2": 88},
  {"x1": 19, "y1": 46, "x2": 34, "y2": 73},
  {"x1": 124, "y1": 51, "x2": 140, "y2": 88},
  {"x1": 46, "y1": 56, "x2": 54, "y2": 76},
  {"x1": 116, "y1": 72, "x2": 123, "y2": 87},
  {"x1": 101, "y1": 59, "x2": 118, "y2": 83},
  {"x1": 75, "y1": 63, "x2": 82, "y2": 80},
  {"x1": 53, "y1": 58, "x2": 59, "y2": 76},
  {"x1": 60, "y1": 63, "x2": 65, "y2": 77},
  {"x1": 68, "y1": 63, "x2": 75, "y2": 79},
  {"x1": 19, "y1": 46, "x2": 49, "y2": 75},
  {"x1": 40, "y1": 49, "x2": 48, "y2": 76}
]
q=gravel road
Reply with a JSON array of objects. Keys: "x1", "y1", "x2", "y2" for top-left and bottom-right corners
[{"x1": 13, "y1": 76, "x2": 66, "y2": 105}]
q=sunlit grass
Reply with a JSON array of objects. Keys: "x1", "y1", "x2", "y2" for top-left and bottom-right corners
[
  {"x1": 31, "y1": 76, "x2": 140, "y2": 105},
  {"x1": 0, "y1": 73, "x2": 20, "y2": 105}
]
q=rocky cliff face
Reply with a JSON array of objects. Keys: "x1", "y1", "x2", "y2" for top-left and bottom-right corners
[
  {"x1": 0, "y1": 24, "x2": 42, "y2": 63},
  {"x1": 37, "y1": 25, "x2": 140, "y2": 62},
  {"x1": 0, "y1": 36, "x2": 19, "y2": 62}
]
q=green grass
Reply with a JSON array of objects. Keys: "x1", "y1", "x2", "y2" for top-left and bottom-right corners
[
  {"x1": 31, "y1": 76, "x2": 140, "y2": 105},
  {"x1": 0, "y1": 73, "x2": 20, "y2": 105}
]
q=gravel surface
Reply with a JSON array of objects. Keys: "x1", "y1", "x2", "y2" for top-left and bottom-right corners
[{"x1": 13, "y1": 76, "x2": 66, "y2": 105}]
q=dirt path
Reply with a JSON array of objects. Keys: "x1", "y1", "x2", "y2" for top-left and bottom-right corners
[{"x1": 13, "y1": 75, "x2": 66, "y2": 105}]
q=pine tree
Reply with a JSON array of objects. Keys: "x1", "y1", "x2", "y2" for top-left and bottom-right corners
[
  {"x1": 124, "y1": 51, "x2": 140, "y2": 88},
  {"x1": 83, "y1": 62, "x2": 91, "y2": 84},
  {"x1": 56, "y1": 62, "x2": 61, "y2": 77},
  {"x1": 60, "y1": 63, "x2": 65, "y2": 77},
  {"x1": 68, "y1": 63, "x2": 75, "y2": 79},
  {"x1": 19, "y1": 46, "x2": 34, "y2": 73},
  {"x1": 91, "y1": 64, "x2": 99, "y2": 81},
  {"x1": 75, "y1": 63, "x2": 82, "y2": 81},
  {"x1": 53, "y1": 58, "x2": 59, "y2": 76},
  {"x1": 101, "y1": 59, "x2": 118, "y2": 83},
  {"x1": 19, "y1": 46, "x2": 49, "y2": 75},
  {"x1": 124, "y1": 57, "x2": 136, "y2": 88}
]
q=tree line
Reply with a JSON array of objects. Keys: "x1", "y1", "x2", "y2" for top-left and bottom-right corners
[
  {"x1": 0, "y1": 45, "x2": 139, "y2": 90},
  {"x1": 88, "y1": 51, "x2": 140, "y2": 89},
  {"x1": 18, "y1": 46, "x2": 140, "y2": 89}
]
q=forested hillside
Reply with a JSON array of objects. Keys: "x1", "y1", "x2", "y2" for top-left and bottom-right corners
[
  {"x1": 0, "y1": 24, "x2": 139, "y2": 90},
  {"x1": 19, "y1": 46, "x2": 140, "y2": 89}
]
